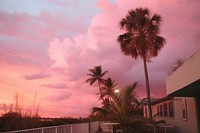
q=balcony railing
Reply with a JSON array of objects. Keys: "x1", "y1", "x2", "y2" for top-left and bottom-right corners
[
  {"x1": 1, "y1": 121, "x2": 176, "y2": 133},
  {"x1": 1, "y1": 121, "x2": 101, "y2": 133},
  {"x1": 145, "y1": 124, "x2": 176, "y2": 133}
]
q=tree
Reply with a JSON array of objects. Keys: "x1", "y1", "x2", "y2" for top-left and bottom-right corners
[
  {"x1": 100, "y1": 77, "x2": 117, "y2": 102},
  {"x1": 169, "y1": 58, "x2": 184, "y2": 75},
  {"x1": 117, "y1": 8, "x2": 166, "y2": 119},
  {"x1": 86, "y1": 66, "x2": 108, "y2": 99},
  {"x1": 0, "y1": 111, "x2": 41, "y2": 132},
  {"x1": 91, "y1": 82, "x2": 146, "y2": 133}
]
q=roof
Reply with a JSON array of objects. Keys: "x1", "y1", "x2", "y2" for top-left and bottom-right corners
[
  {"x1": 142, "y1": 96, "x2": 173, "y2": 106},
  {"x1": 168, "y1": 79, "x2": 200, "y2": 97}
]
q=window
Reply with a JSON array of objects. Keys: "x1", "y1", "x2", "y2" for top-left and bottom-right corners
[
  {"x1": 160, "y1": 105, "x2": 163, "y2": 117},
  {"x1": 157, "y1": 101, "x2": 174, "y2": 118},
  {"x1": 182, "y1": 99, "x2": 188, "y2": 120},
  {"x1": 168, "y1": 102, "x2": 174, "y2": 117},
  {"x1": 164, "y1": 103, "x2": 168, "y2": 117},
  {"x1": 157, "y1": 106, "x2": 159, "y2": 116},
  {"x1": 144, "y1": 106, "x2": 147, "y2": 118}
]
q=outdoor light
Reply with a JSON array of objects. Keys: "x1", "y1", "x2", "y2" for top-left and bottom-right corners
[{"x1": 114, "y1": 89, "x2": 119, "y2": 93}]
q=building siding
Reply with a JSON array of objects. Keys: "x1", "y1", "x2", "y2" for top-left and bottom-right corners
[
  {"x1": 166, "y1": 49, "x2": 200, "y2": 95},
  {"x1": 151, "y1": 97, "x2": 198, "y2": 133}
]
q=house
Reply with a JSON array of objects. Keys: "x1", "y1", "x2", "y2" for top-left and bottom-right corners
[{"x1": 144, "y1": 48, "x2": 200, "y2": 133}]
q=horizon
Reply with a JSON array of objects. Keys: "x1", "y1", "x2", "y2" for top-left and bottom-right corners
[{"x1": 0, "y1": 0, "x2": 199, "y2": 118}]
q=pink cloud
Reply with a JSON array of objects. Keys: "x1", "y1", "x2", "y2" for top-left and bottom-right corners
[
  {"x1": 0, "y1": 9, "x2": 87, "y2": 41},
  {"x1": 43, "y1": 90, "x2": 71, "y2": 101},
  {"x1": 0, "y1": 8, "x2": 87, "y2": 68},
  {"x1": 47, "y1": 0, "x2": 200, "y2": 99},
  {"x1": 41, "y1": 83, "x2": 67, "y2": 89},
  {"x1": 24, "y1": 73, "x2": 50, "y2": 80},
  {"x1": 48, "y1": 38, "x2": 72, "y2": 68}
]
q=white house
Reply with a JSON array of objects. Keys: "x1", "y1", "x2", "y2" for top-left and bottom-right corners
[{"x1": 144, "y1": 48, "x2": 200, "y2": 133}]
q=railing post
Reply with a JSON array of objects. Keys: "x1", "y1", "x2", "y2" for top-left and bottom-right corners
[
  {"x1": 88, "y1": 122, "x2": 90, "y2": 133},
  {"x1": 71, "y1": 125, "x2": 73, "y2": 133},
  {"x1": 55, "y1": 127, "x2": 58, "y2": 133}
]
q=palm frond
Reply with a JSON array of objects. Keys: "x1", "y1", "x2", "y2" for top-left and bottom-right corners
[
  {"x1": 85, "y1": 78, "x2": 97, "y2": 85},
  {"x1": 151, "y1": 14, "x2": 161, "y2": 25},
  {"x1": 169, "y1": 58, "x2": 184, "y2": 75},
  {"x1": 133, "y1": 97, "x2": 147, "y2": 110},
  {"x1": 91, "y1": 107, "x2": 108, "y2": 114},
  {"x1": 117, "y1": 8, "x2": 165, "y2": 60},
  {"x1": 87, "y1": 73, "x2": 95, "y2": 77},
  {"x1": 104, "y1": 78, "x2": 117, "y2": 90},
  {"x1": 101, "y1": 70, "x2": 108, "y2": 77},
  {"x1": 150, "y1": 35, "x2": 166, "y2": 56},
  {"x1": 90, "y1": 82, "x2": 147, "y2": 132},
  {"x1": 117, "y1": 33, "x2": 140, "y2": 59},
  {"x1": 86, "y1": 65, "x2": 108, "y2": 88},
  {"x1": 119, "y1": 18, "x2": 127, "y2": 29},
  {"x1": 117, "y1": 33, "x2": 131, "y2": 43}
]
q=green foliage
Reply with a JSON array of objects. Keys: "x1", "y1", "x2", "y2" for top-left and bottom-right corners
[
  {"x1": 169, "y1": 58, "x2": 184, "y2": 75},
  {"x1": 0, "y1": 111, "x2": 41, "y2": 132},
  {"x1": 39, "y1": 117, "x2": 89, "y2": 127},
  {"x1": 117, "y1": 8, "x2": 165, "y2": 60},
  {"x1": 86, "y1": 66, "x2": 147, "y2": 132},
  {"x1": 86, "y1": 66, "x2": 108, "y2": 86},
  {"x1": 100, "y1": 77, "x2": 117, "y2": 101},
  {"x1": 90, "y1": 82, "x2": 147, "y2": 133},
  {"x1": 117, "y1": 7, "x2": 166, "y2": 119},
  {"x1": 0, "y1": 114, "x2": 90, "y2": 132},
  {"x1": 0, "y1": 93, "x2": 41, "y2": 132},
  {"x1": 86, "y1": 66, "x2": 108, "y2": 100}
]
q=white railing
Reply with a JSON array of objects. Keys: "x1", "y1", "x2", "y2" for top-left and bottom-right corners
[{"x1": 1, "y1": 121, "x2": 101, "y2": 133}]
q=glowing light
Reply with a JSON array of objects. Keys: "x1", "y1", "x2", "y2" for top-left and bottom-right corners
[{"x1": 114, "y1": 89, "x2": 119, "y2": 93}]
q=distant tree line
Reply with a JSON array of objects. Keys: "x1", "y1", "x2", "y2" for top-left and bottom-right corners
[
  {"x1": 0, "y1": 93, "x2": 89, "y2": 132},
  {"x1": 0, "y1": 111, "x2": 89, "y2": 132}
]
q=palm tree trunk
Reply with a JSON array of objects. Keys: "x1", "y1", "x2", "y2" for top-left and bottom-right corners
[
  {"x1": 98, "y1": 81, "x2": 102, "y2": 95},
  {"x1": 142, "y1": 55, "x2": 152, "y2": 119},
  {"x1": 98, "y1": 81, "x2": 104, "y2": 101}
]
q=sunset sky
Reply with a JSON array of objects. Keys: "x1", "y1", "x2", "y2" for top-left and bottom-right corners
[{"x1": 0, "y1": 0, "x2": 199, "y2": 118}]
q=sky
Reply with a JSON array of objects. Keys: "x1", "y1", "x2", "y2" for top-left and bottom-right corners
[{"x1": 0, "y1": 0, "x2": 199, "y2": 118}]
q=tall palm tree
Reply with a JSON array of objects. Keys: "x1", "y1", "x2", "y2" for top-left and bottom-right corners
[
  {"x1": 117, "y1": 8, "x2": 166, "y2": 119},
  {"x1": 92, "y1": 82, "x2": 146, "y2": 133},
  {"x1": 86, "y1": 66, "x2": 108, "y2": 98}
]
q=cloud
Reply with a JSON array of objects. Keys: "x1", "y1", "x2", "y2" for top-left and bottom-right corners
[
  {"x1": 48, "y1": 38, "x2": 73, "y2": 68},
  {"x1": 40, "y1": 90, "x2": 100, "y2": 118},
  {"x1": 41, "y1": 83, "x2": 67, "y2": 89},
  {"x1": 47, "y1": 0, "x2": 78, "y2": 6},
  {"x1": 24, "y1": 73, "x2": 50, "y2": 80},
  {"x1": 0, "y1": 9, "x2": 87, "y2": 68},
  {"x1": 47, "y1": 0, "x2": 200, "y2": 98},
  {"x1": 43, "y1": 91, "x2": 71, "y2": 101}
]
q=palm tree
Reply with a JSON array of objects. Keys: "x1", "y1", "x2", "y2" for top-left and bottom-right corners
[
  {"x1": 92, "y1": 82, "x2": 146, "y2": 133},
  {"x1": 117, "y1": 8, "x2": 166, "y2": 119},
  {"x1": 169, "y1": 58, "x2": 184, "y2": 75},
  {"x1": 100, "y1": 77, "x2": 117, "y2": 101},
  {"x1": 86, "y1": 66, "x2": 108, "y2": 98}
]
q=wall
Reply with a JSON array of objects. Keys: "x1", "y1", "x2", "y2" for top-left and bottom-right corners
[
  {"x1": 152, "y1": 97, "x2": 198, "y2": 133},
  {"x1": 166, "y1": 49, "x2": 200, "y2": 95}
]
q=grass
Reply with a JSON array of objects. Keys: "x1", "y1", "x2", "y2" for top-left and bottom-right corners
[{"x1": 0, "y1": 92, "x2": 41, "y2": 132}]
